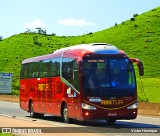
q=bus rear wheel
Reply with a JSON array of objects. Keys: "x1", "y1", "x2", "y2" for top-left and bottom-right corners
[
  {"x1": 62, "y1": 105, "x2": 72, "y2": 123},
  {"x1": 29, "y1": 101, "x2": 44, "y2": 118}
]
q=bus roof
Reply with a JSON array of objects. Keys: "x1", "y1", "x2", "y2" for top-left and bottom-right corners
[
  {"x1": 54, "y1": 43, "x2": 119, "y2": 55},
  {"x1": 22, "y1": 43, "x2": 125, "y2": 64}
]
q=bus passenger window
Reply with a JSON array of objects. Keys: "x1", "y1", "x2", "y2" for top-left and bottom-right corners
[
  {"x1": 20, "y1": 64, "x2": 26, "y2": 79},
  {"x1": 30, "y1": 62, "x2": 39, "y2": 78},
  {"x1": 39, "y1": 60, "x2": 51, "y2": 77},
  {"x1": 25, "y1": 63, "x2": 30, "y2": 78},
  {"x1": 51, "y1": 57, "x2": 60, "y2": 77}
]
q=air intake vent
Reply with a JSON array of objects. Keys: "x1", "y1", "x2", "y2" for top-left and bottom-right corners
[{"x1": 92, "y1": 43, "x2": 111, "y2": 46}]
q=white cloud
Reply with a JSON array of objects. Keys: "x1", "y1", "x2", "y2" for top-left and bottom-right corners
[
  {"x1": 57, "y1": 18, "x2": 96, "y2": 26},
  {"x1": 24, "y1": 19, "x2": 47, "y2": 29}
]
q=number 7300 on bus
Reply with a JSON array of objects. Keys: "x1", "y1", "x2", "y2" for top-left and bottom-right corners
[{"x1": 20, "y1": 43, "x2": 144, "y2": 125}]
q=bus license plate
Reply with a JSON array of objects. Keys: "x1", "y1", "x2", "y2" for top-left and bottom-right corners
[{"x1": 108, "y1": 113, "x2": 117, "y2": 116}]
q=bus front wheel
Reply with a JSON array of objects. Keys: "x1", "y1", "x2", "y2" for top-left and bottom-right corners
[{"x1": 62, "y1": 105, "x2": 72, "y2": 123}]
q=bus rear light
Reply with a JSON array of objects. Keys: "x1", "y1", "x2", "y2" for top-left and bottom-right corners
[{"x1": 82, "y1": 103, "x2": 96, "y2": 110}]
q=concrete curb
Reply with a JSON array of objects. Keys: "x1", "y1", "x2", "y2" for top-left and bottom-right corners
[
  {"x1": 0, "y1": 94, "x2": 19, "y2": 102},
  {"x1": 0, "y1": 95, "x2": 160, "y2": 117}
]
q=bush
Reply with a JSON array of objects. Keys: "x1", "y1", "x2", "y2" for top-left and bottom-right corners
[
  {"x1": 151, "y1": 8, "x2": 156, "y2": 11},
  {"x1": 11, "y1": 90, "x2": 19, "y2": 95},
  {"x1": 134, "y1": 24, "x2": 138, "y2": 28},
  {"x1": 12, "y1": 80, "x2": 20, "y2": 91},
  {"x1": 51, "y1": 33, "x2": 56, "y2": 36},
  {"x1": 0, "y1": 36, "x2": 3, "y2": 41},
  {"x1": 130, "y1": 18, "x2": 135, "y2": 21},
  {"x1": 133, "y1": 13, "x2": 139, "y2": 17}
]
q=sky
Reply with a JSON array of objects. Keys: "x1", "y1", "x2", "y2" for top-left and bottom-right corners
[{"x1": 0, "y1": 0, "x2": 160, "y2": 38}]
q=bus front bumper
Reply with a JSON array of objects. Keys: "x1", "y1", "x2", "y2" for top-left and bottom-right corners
[{"x1": 80, "y1": 108, "x2": 137, "y2": 121}]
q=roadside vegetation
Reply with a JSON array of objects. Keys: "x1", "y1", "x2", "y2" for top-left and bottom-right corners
[
  {"x1": 0, "y1": 133, "x2": 14, "y2": 136},
  {"x1": 0, "y1": 7, "x2": 160, "y2": 103}
]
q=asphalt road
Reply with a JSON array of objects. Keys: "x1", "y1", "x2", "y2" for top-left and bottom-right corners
[{"x1": 0, "y1": 101, "x2": 160, "y2": 136}]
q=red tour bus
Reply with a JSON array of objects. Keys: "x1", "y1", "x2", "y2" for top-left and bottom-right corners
[{"x1": 20, "y1": 43, "x2": 144, "y2": 125}]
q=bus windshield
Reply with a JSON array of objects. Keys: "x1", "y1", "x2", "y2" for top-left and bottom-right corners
[{"x1": 82, "y1": 58, "x2": 136, "y2": 97}]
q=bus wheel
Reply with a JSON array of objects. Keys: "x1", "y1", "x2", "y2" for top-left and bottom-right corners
[
  {"x1": 62, "y1": 105, "x2": 72, "y2": 123},
  {"x1": 106, "y1": 119, "x2": 116, "y2": 125},
  {"x1": 29, "y1": 101, "x2": 36, "y2": 118},
  {"x1": 29, "y1": 102, "x2": 44, "y2": 118}
]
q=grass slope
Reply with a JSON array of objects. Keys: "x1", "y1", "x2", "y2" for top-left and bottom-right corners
[{"x1": 0, "y1": 7, "x2": 160, "y2": 102}]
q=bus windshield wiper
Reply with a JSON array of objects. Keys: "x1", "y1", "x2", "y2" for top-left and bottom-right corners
[{"x1": 119, "y1": 90, "x2": 134, "y2": 95}]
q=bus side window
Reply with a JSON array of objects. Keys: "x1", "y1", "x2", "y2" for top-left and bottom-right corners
[
  {"x1": 62, "y1": 58, "x2": 73, "y2": 80},
  {"x1": 30, "y1": 62, "x2": 39, "y2": 78},
  {"x1": 25, "y1": 63, "x2": 30, "y2": 78},
  {"x1": 39, "y1": 60, "x2": 51, "y2": 77},
  {"x1": 20, "y1": 63, "x2": 31, "y2": 79},
  {"x1": 20, "y1": 64, "x2": 25, "y2": 79},
  {"x1": 51, "y1": 57, "x2": 60, "y2": 77}
]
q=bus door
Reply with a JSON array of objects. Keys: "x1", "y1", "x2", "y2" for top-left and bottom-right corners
[
  {"x1": 66, "y1": 88, "x2": 80, "y2": 119},
  {"x1": 72, "y1": 69, "x2": 81, "y2": 119},
  {"x1": 62, "y1": 57, "x2": 81, "y2": 119}
]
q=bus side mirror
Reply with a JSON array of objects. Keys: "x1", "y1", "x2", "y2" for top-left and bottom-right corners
[{"x1": 130, "y1": 58, "x2": 144, "y2": 76}]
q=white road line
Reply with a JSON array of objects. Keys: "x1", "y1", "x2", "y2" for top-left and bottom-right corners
[
  {"x1": 0, "y1": 101, "x2": 17, "y2": 104},
  {"x1": 3, "y1": 105, "x2": 20, "y2": 109},
  {"x1": 0, "y1": 102, "x2": 19, "y2": 109},
  {"x1": 0, "y1": 114, "x2": 68, "y2": 127},
  {"x1": 0, "y1": 114, "x2": 35, "y2": 122}
]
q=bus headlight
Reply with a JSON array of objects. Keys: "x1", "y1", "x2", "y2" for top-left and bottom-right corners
[
  {"x1": 127, "y1": 102, "x2": 138, "y2": 109},
  {"x1": 82, "y1": 103, "x2": 96, "y2": 110}
]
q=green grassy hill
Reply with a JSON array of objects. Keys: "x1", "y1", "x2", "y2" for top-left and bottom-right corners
[{"x1": 0, "y1": 7, "x2": 160, "y2": 102}]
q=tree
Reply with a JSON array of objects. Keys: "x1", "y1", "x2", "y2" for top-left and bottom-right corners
[
  {"x1": 133, "y1": 13, "x2": 139, "y2": 17},
  {"x1": 0, "y1": 36, "x2": 3, "y2": 41},
  {"x1": 130, "y1": 17, "x2": 135, "y2": 21},
  {"x1": 51, "y1": 33, "x2": 56, "y2": 36},
  {"x1": 25, "y1": 28, "x2": 31, "y2": 33}
]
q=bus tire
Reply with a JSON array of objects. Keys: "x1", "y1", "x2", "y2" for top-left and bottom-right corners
[
  {"x1": 29, "y1": 101, "x2": 44, "y2": 118},
  {"x1": 29, "y1": 101, "x2": 36, "y2": 118},
  {"x1": 62, "y1": 104, "x2": 72, "y2": 123},
  {"x1": 106, "y1": 119, "x2": 116, "y2": 125}
]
